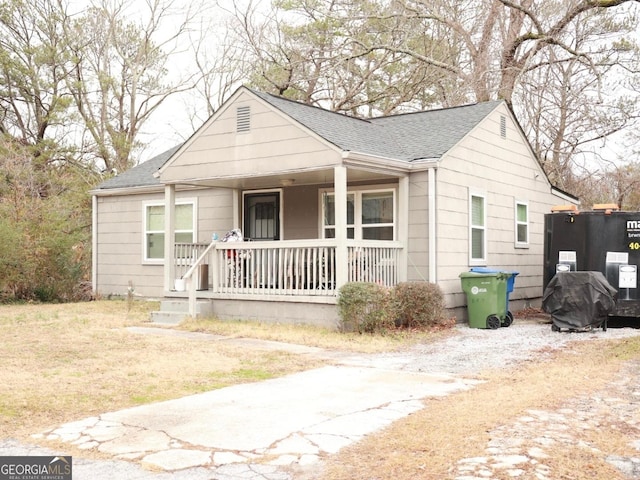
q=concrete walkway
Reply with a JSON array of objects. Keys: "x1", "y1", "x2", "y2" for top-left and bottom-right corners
[{"x1": 27, "y1": 327, "x2": 477, "y2": 479}]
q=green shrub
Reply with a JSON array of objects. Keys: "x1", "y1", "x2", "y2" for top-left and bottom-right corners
[
  {"x1": 393, "y1": 281, "x2": 448, "y2": 329},
  {"x1": 337, "y1": 282, "x2": 395, "y2": 334}
]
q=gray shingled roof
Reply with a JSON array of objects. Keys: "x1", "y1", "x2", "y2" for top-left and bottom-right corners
[
  {"x1": 369, "y1": 100, "x2": 503, "y2": 160},
  {"x1": 251, "y1": 88, "x2": 502, "y2": 161},
  {"x1": 95, "y1": 144, "x2": 181, "y2": 190},
  {"x1": 95, "y1": 88, "x2": 502, "y2": 191},
  {"x1": 250, "y1": 90, "x2": 407, "y2": 160}
]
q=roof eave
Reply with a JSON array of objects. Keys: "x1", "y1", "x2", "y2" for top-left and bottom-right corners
[
  {"x1": 551, "y1": 186, "x2": 580, "y2": 204},
  {"x1": 91, "y1": 184, "x2": 163, "y2": 197},
  {"x1": 342, "y1": 151, "x2": 439, "y2": 173}
]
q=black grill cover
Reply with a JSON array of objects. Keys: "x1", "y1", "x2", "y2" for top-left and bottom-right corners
[{"x1": 542, "y1": 271, "x2": 617, "y2": 329}]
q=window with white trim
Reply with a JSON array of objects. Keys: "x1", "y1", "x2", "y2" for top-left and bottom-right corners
[
  {"x1": 515, "y1": 201, "x2": 529, "y2": 247},
  {"x1": 144, "y1": 201, "x2": 195, "y2": 261},
  {"x1": 469, "y1": 192, "x2": 486, "y2": 263},
  {"x1": 321, "y1": 188, "x2": 395, "y2": 240}
]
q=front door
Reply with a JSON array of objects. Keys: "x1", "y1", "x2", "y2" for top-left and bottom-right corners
[{"x1": 243, "y1": 192, "x2": 280, "y2": 241}]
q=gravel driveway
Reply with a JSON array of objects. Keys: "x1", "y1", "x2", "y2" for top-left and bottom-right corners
[{"x1": 333, "y1": 318, "x2": 640, "y2": 375}]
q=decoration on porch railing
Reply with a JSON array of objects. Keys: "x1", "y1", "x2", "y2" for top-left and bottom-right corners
[
  {"x1": 221, "y1": 228, "x2": 243, "y2": 243},
  {"x1": 221, "y1": 228, "x2": 248, "y2": 286}
]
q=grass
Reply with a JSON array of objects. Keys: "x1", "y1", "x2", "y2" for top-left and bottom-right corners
[
  {"x1": 0, "y1": 299, "x2": 432, "y2": 443},
  {"x1": 0, "y1": 300, "x2": 339, "y2": 440},
  {"x1": 3, "y1": 300, "x2": 640, "y2": 480},
  {"x1": 179, "y1": 316, "x2": 449, "y2": 353}
]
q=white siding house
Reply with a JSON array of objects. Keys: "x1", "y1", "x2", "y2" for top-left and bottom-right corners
[{"x1": 91, "y1": 86, "x2": 576, "y2": 326}]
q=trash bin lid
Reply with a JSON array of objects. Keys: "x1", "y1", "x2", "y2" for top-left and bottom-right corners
[
  {"x1": 470, "y1": 267, "x2": 519, "y2": 276},
  {"x1": 459, "y1": 271, "x2": 509, "y2": 279}
]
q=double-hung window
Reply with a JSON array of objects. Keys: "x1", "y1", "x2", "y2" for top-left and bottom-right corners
[
  {"x1": 469, "y1": 192, "x2": 486, "y2": 263},
  {"x1": 515, "y1": 201, "x2": 529, "y2": 247},
  {"x1": 144, "y1": 201, "x2": 195, "y2": 261},
  {"x1": 322, "y1": 188, "x2": 395, "y2": 240}
]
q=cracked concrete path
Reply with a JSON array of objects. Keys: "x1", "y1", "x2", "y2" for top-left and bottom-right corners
[{"x1": 38, "y1": 364, "x2": 475, "y2": 477}]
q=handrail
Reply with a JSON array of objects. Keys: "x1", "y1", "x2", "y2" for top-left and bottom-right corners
[
  {"x1": 184, "y1": 241, "x2": 217, "y2": 318},
  {"x1": 183, "y1": 242, "x2": 216, "y2": 281}
]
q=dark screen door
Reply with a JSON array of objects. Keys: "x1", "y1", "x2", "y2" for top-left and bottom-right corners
[{"x1": 244, "y1": 192, "x2": 280, "y2": 240}]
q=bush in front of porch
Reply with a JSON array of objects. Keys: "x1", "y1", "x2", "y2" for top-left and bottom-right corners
[
  {"x1": 337, "y1": 281, "x2": 451, "y2": 334},
  {"x1": 337, "y1": 282, "x2": 395, "y2": 334},
  {"x1": 393, "y1": 282, "x2": 450, "y2": 329}
]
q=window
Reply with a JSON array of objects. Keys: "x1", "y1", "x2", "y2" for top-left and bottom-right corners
[
  {"x1": 323, "y1": 193, "x2": 355, "y2": 239},
  {"x1": 144, "y1": 201, "x2": 195, "y2": 261},
  {"x1": 469, "y1": 192, "x2": 486, "y2": 263},
  {"x1": 515, "y1": 201, "x2": 529, "y2": 247},
  {"x1": 362, "y1": 191, "x2": 394, "y2": 240},
  {"x1": 322, "y1": 188, "x2": 395, "y2": 240}
]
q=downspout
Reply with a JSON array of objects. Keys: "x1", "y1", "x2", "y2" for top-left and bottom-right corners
[
  {"x1": 92, "y1": 194, "x2": 98, "y2": 297},
  {"x1": 164, "y1": 184, "x2": 176, "y2": 291},
  {"x1": 428, "y1": 167, "x2": 437, "y2": 283}
]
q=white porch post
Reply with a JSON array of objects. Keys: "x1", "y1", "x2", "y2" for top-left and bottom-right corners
[
  {"x1": 232, "y1": 189, "x2": 240, "y2": 230},
  {"x1": 164, "y1": 184, "x2": 176, "y2": 291},
  {"x1": 334, "y1": 165, "x2": 348, "y2": 290},
  {"x1": 398, "y1": 175, "x2": 409, "y2": 282}
]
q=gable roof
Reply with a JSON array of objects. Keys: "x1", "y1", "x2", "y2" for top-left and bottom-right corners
[
  {"x1": 250, "y1": 88, "x2": 502, "y2": 161},
  {"x1": 94, "y1": 87, "x2": 506, "y2": 192}
]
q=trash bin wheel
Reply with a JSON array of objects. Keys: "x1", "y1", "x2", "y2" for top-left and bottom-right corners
[
  {"x1": 551, "y1": 324, "x2": 560, "y2": 332},
  {"x1": 487, "y1": 315, "x2": 501, "y2": 329},
  {"x1": 501, "y1": 311, "x2": 514, "y2": 327}
]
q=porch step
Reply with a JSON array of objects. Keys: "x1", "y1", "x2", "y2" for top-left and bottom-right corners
[{"x1": 150, "y1": 299, "x2": 214, "y2": 325}]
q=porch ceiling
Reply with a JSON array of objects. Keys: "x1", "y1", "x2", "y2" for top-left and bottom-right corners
[{"x1": 172, "y1": 166, "x2": 401, "y2": 190}]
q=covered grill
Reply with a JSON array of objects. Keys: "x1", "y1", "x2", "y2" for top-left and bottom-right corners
[{"x1": 542, "y1": 271, "x2": 617, "y2": 332}]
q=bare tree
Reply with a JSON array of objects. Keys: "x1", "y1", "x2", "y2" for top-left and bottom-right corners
[
  {"x1": 63, "y1": 0, "x2": 201, "y2": 173},
  {"x1": 182, "y1": 4, "x2": 254, "y2": 129},
  {"x1": 221, "y1": 0, "x2": 640, "y2": 196},
  {"x1": 0, "y1": 0, "x2": 73, "y2": 157}
]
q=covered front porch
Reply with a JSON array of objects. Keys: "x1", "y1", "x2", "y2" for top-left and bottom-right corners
[
  {"x1": 173, "y1": 238, "x2": 402, "y2": 303},
  {"x1": 159, "y1": 163, "x2": 422, "y2": 321}
]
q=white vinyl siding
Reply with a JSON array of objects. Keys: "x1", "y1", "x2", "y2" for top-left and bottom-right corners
[
  {"x1": 515, "y1": 201, "x2": 529, "y2": 247},
  {"x1": 469, "y1": 192, "x2": 486, "y2": 264},
  {"x1": 159, "y1": 92, "x2": 344, "y2": 184},
  {"x1": 144, "y1": 201, "x2": 195, "y2": 261}
]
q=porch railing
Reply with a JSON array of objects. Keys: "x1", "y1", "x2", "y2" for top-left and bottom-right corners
[
  {"x1": 347, "y1": 244, "x2": 401, "y2": 286},
  {"x1": 215, "y1": 240, "x2": 337, "y2": 295},
  {"x1": 176, "y1": 239, "x2": 403, "y2": 315},
  {"x1": 175, "y1": 243, "x2": 210, "y2": 281}
]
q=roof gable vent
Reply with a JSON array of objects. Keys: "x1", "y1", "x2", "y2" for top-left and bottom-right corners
[
  {"x1": 500, "y1": 115, "x2": 506, "y2": 138},
  {"x1": 237, "y1": 106, "x2": 251, "y2": 133}
]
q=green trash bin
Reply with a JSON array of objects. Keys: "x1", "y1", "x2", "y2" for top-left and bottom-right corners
[{"x1": 459, "y1": 271, "x2": 509, "y2": 329}]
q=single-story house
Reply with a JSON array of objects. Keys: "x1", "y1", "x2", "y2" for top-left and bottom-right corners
[{"x1": 91, "y1": 86, "x2": 577, "y2": 327}]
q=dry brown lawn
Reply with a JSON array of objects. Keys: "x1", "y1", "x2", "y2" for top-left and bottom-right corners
[
  {"x1": 0, "y1": 299, "x2": 436, "y2": 443},
  {"x1": 0, "y1": 300, "x2": 326, "y2": 440},
  {"x1": 3, "y1": 300, "x2": 640, "y2": 480}
]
